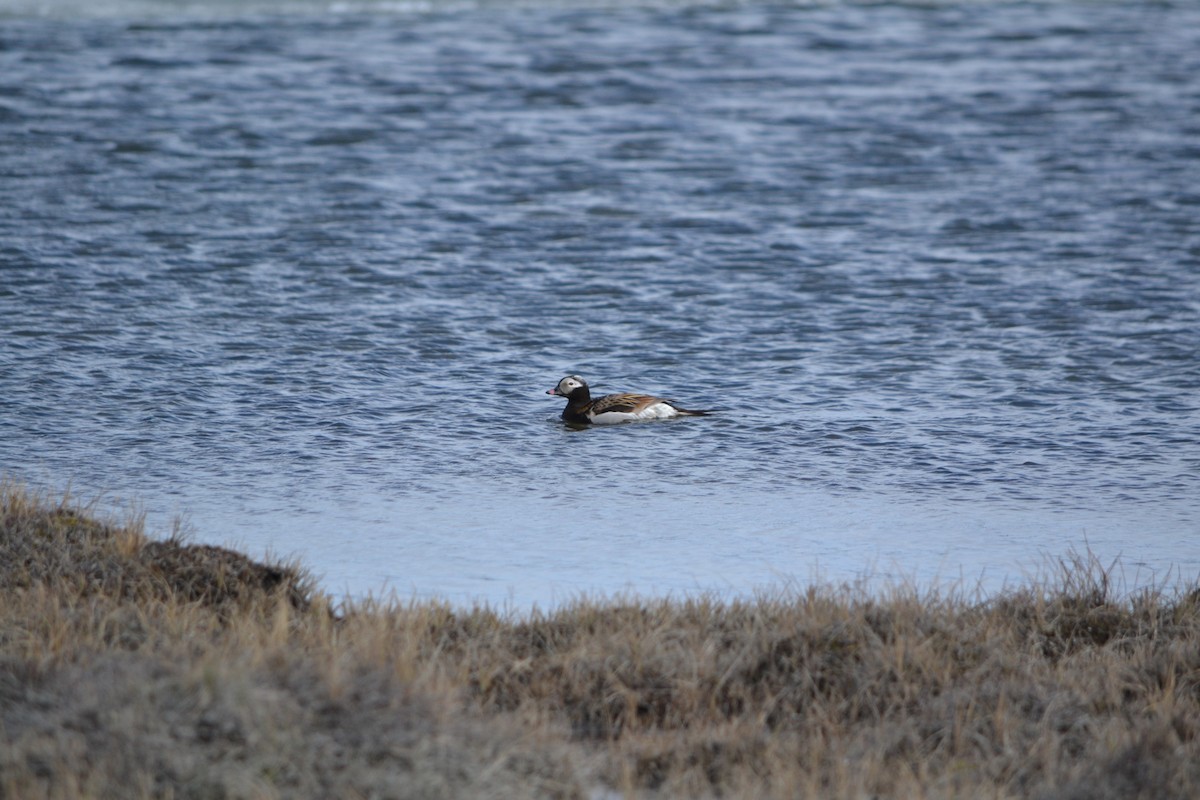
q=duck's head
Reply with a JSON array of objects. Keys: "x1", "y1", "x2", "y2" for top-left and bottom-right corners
[{"x1": 547, "y1": 375, "x2": 588, "y2": 398}]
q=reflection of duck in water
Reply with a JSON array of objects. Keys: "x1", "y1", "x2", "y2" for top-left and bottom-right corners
[{"x1": 546, "y1": 375, "x2": 713, "y2": 425}]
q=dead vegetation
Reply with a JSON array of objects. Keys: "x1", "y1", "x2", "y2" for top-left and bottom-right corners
[{"x1": 2, "y1": 480, "x2": 1198, "y2": 799}]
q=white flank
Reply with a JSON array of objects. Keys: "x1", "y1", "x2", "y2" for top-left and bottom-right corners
[{"x1": 590, "y1": 402, "x2": 680, "y2": 425}]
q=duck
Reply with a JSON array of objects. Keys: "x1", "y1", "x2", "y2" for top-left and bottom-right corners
[{"x1": 546, "y1": 375, "x2": 713, "y2": 425}]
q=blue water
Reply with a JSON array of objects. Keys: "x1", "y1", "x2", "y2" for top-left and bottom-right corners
[{"x1": 2, "y1": 0, "x2": 1199, "y2": 608}]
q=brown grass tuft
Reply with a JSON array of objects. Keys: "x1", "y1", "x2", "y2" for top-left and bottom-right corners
[
  {"x1": 2, "y1": 480, "x2": 1198, "y2": 798},
  {"x1": 1, "y1": 484, "x2": 318, "y2": 618}
]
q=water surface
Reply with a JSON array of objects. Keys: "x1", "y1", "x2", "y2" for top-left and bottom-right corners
[{"x1": 2, "y1": 0, "x2": 1199, "y2": 607}]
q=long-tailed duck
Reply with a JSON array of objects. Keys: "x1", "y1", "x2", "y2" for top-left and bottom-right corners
[{"x1": 546, "y1": 375, "x2": 713, "y2": 425}]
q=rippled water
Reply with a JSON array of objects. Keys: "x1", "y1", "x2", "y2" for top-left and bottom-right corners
[{"x1": 2, "y1": 0, "x2": 1199, "y2": 607}]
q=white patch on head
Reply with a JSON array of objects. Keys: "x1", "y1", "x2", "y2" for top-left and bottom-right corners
[{"x1": 557, "y1": 375, "x2": 586, "y2": 394}]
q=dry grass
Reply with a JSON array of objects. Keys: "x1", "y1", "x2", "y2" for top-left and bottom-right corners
[{"x1": 2, "y1": 481, "x2": 1198, "y2": 799}]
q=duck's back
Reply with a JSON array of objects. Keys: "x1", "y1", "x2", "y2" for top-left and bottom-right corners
[{"x1": 589, "y1": 392, "x2": 708, "y2": 424}]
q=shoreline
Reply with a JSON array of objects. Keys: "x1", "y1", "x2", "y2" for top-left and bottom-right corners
[{"x1": 3, "y1": 482, "x2": 1198, "y2": 798}]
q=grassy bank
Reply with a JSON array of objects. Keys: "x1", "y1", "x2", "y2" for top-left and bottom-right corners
[{"x1": 2, "y1": 482, "x2": 1198, "y2": 799}]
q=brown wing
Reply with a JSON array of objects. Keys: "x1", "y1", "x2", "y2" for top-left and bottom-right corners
[{"x1": 590, "y1": 392, "x2": 664, "y2": 415}]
